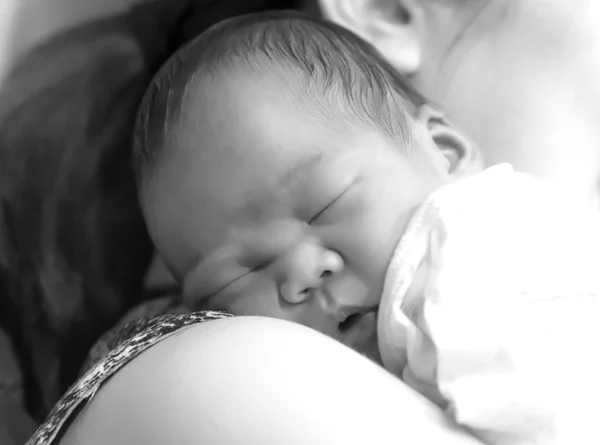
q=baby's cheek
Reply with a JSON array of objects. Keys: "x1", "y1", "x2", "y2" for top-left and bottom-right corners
[{"x1": 205, "y1": 276, "x2": 280, "y2": 317}]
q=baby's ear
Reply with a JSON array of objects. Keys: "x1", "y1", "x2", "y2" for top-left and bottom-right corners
[{"x1": 416, "y1": 104, "x2": 484, "y2": 177}]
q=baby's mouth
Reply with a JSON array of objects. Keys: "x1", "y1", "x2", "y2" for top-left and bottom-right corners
[
  {"x1": 338, "y1": 308, "x2": 380, "y2": 360},
  {"x1": 339, "y1": 312, "x2": 364, "y2": 332},
  {"x1": 339, "y1": 308, "x2": 376, "y2": 331}
]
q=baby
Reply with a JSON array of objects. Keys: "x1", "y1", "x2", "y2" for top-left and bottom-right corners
[{"x1": 133, "y1": 11, "x2": 600, "y2": 445}]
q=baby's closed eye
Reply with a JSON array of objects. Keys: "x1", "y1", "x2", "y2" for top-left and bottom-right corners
[{"x1": 308, "y1": 186, "x2": 353, "y2": 225}]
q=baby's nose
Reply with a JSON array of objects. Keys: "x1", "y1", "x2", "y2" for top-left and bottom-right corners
[{"x1": 278, "y1": 245, "x2": 343, "y2": 305}]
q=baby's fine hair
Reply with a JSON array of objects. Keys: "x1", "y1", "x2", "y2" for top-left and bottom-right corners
[{"x1": 133, "y1": 10, "x2": 428, "y2": 182}]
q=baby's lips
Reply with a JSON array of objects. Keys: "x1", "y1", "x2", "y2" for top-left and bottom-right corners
[{"x1": 342, "y1": 310, "x2": 378, "y2": 350}]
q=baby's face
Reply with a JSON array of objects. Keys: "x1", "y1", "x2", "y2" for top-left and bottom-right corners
[{"x1": 145, "y1": 74, "x2": 455, "y2": 359}]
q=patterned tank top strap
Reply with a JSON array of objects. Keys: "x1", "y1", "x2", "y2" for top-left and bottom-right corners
[{"x1": 26, "y1": 311, "x2": 233, "y2": 445}]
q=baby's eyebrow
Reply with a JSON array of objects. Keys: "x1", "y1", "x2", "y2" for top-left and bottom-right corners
[
  {"x1": 233, "y1": 152, "x2": 326, "y2": 223},
  {"x1": 276, "y1": 151, "x2": 326, "y2": 192}
]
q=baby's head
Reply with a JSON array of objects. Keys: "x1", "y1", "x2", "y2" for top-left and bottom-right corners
[{"x1": 134, "y1": 11, "x2": 480, "y2": 359}]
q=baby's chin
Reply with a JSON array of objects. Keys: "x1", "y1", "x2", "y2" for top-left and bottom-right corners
[{"x1": 357, "y1": 335, "x2": 383, "y2": 366}]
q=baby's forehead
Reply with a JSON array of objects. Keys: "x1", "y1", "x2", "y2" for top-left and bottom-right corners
[
  {"x1": 230, "y1": 151, "x2": 332, "y2": 218},
  {"x1": 166, "y1": 72, "x2": 366, "y2": 212},
  {"x1": 161, "y1": 125, "x2": 331, "y2": 208}
]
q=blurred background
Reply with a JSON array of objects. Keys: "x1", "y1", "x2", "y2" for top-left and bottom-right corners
[{"x1": 0, "y1": 0, "x2": 147, "y2": 81}]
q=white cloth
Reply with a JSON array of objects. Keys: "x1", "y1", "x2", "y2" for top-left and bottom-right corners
[{"x1": 377, "y1": 165, "x2": 600, "y2": 445}]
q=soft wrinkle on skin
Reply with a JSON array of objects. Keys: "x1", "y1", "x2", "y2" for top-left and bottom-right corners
[{"x1": 436, "y1": 0, "x2": 500, "y2": 96}]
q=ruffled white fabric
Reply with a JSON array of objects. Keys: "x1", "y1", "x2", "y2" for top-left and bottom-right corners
[{"x1": 378, "y1": 164, "x2": 600, "y2": 445}]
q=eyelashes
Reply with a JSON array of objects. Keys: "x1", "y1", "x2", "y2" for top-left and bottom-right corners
[{"x1": 309, "y1": 191, "x2": 345, "y2": 225}]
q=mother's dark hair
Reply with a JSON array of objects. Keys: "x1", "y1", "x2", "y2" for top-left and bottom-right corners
[{"x1": 0, "y1": 0, "x2": 298, "y2": 419}]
